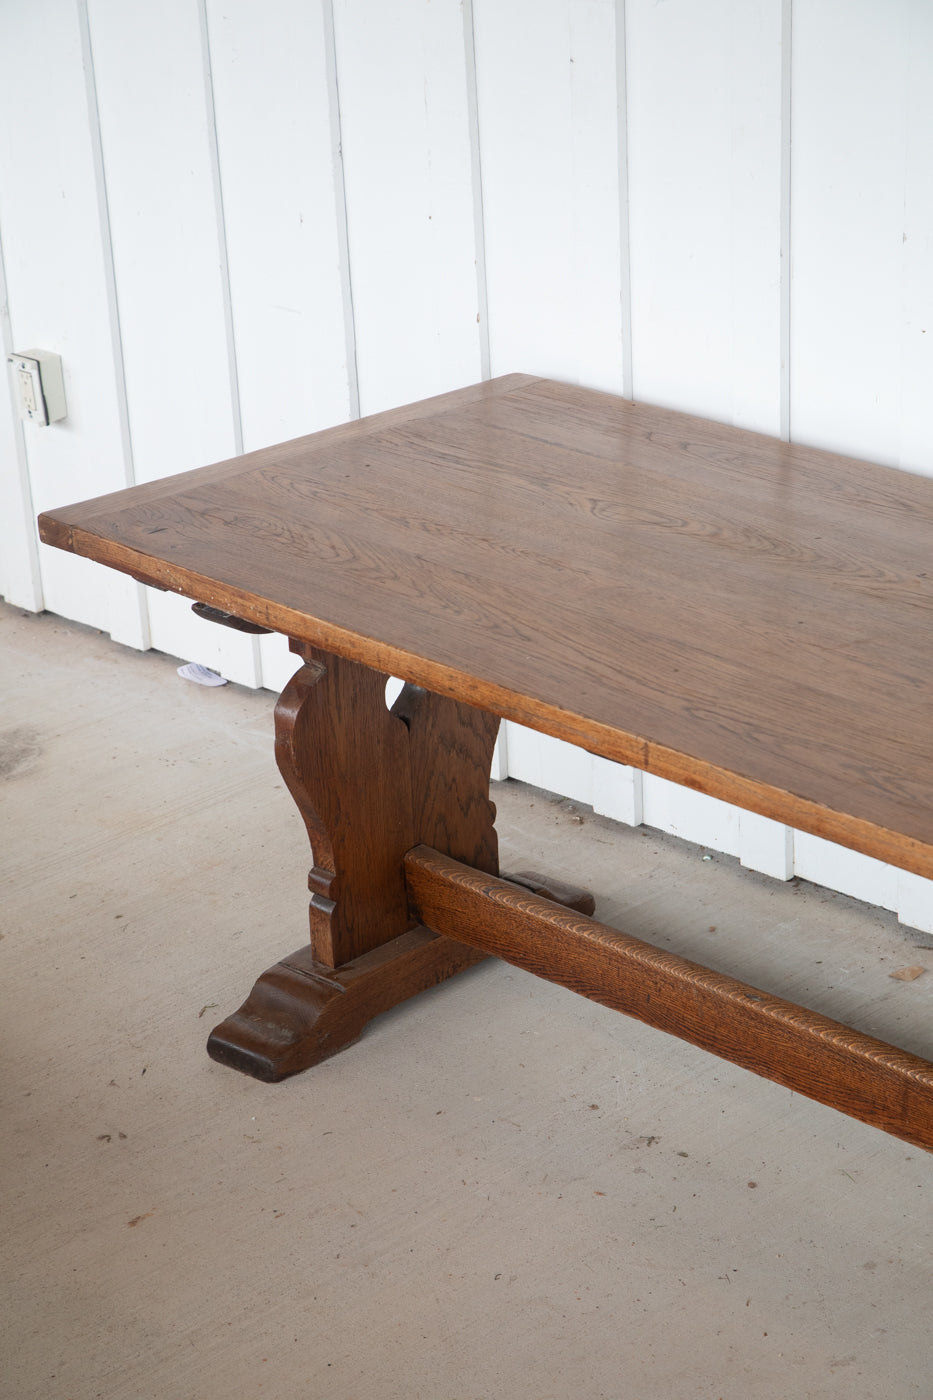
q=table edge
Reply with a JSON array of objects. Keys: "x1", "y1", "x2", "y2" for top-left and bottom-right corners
[{"x1": 40, "y1": 521, "x2": 933, "y2": 886}]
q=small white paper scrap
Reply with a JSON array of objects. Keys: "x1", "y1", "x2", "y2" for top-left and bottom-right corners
[{"x1": 177, "y1": 662, "x2": 227, "y2": 687}]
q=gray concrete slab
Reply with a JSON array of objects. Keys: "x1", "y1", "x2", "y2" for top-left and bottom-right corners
[{"x1": 1, "y1": 601, "x2": 930, "y2": 1400}]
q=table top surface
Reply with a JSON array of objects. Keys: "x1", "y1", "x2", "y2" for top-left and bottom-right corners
[{"x1": 39, "y1": 374, "x2": 933, "y2": 878}]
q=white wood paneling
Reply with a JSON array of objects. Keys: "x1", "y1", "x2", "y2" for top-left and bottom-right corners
[
  {"x1": 473, "y1": 0, "x2": 626, "y2": 393},
  {"x1": 791, "y1": 0, "x2": 933, "y2": 475},
  {"x1": 641, "y1": 776, "x2": 739, "y2": 858},
  {"x1": 206, "y1": 0, "x2": 354, "y2": 450},
  {"x1": 897, "y1": 871, "x2": 933, "y2": 937},
  {"x1": 0, "y1": 243, "x2": 42, "y2": 612},
  {"x1": 593, "y1": 756, "x2": 643, "y2": 828},
  {"x1": 86, "y1": 1, "x2": 238, "y2": 485},
  {"x1": 626, "y1": 0, "x2": 785, "y2": 433},
  {"x1": 0, "y1": 0, "x2": 145, "y2": 642},
  {"x1": 897, "y1": 1, "x2": 933, "y2": 478},
  {"x1": 505, "y1": 727, "x2": 595, "y2": 809},
  {"x1": 204, "y1": 0, "x2": 356, "y2": 693},
  {"x1": 86, "y1": 0, "x2": 259, "y2": 685},
  {"x1": 792, "y1": 0, "x2": 902, "y2": 461},
  {"x1": 794, "y1": 833, "x2": 898, "y2": 915},
  {"x1": 332, "y1": 0, "x2": 483, "y2": 415},
  {"x1": 740, "y1": 810, "x2": 794, "y2": 882}
]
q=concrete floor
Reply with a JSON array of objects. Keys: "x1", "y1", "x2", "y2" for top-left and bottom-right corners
[{"x1": 2, "y1": 599, "x2": 931, "y2": 1400}]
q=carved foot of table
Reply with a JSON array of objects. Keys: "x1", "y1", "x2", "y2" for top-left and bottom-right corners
[
  {"x1": 207, "y1": 643, "x2": 593, "y2": 1081},
  {"x1": 206, "y1": 927, "x2": 486, "y2": 1082}
]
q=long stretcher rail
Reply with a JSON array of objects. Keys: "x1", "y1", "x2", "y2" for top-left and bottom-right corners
[{"x1": 405, "y1": 845, "x2": 933, "y2": 1151}]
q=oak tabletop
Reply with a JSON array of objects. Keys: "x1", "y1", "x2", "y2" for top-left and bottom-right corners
[{"x1": 38, "y1": 374, "x2": 933, "y2": 878}]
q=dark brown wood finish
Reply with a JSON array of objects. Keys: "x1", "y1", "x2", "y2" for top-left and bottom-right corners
[
  {"x1": 207, "y1": 928, "x2": 488, "y2": 1083},
  {"x1": 190, "y1": 602, "x2": 272, "y2": 633},
  {"x1": 38, "y1": 374, "x2": 933, "y2": 879},
  {"x1": 406, "y1": 846, "x2": 933, "y2": 1152},
  {"x1": 208, "y1": 641, "x2": 517, "y2": 1080},
  {"x1": 391, "y1": 680, "x2": 500, "y2": 877},
  {"x1": 272, "y1": 648, "x2": 416, "y2": 968},
  {"x1": 504, "y1": 871, "x2": 596, "y2": 916}
]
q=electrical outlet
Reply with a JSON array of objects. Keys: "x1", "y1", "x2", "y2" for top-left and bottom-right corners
[{"x1": 7, "y1": 350, "x2": 66, "y2": 426}]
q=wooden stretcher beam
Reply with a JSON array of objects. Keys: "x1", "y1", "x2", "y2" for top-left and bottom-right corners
[{"x1": 405, "y1": 845, "x2": 933, "y2": 1151}]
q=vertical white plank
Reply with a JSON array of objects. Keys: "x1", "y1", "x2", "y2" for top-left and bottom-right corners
[
  {"x1": 205, "y1": 0, "x2": 354, "y2": 449},
  {"x1": 641, "y1": 777, "x2": 739, "y2": 857},
  {"x1": 790, "y1": 0, "x2": 927, "y2": 470},
  {"x1": 462, "y1": 0, "x2": 492, "y2": 384},
  {"x1": 792, "y1": 0, "x2": 933, "y2": 476},
  {"x1": 204, "y1": 0, "x2": 356, "y2": 692},
  {"x1": 794, "y1": 835, "x2": 898, "y2": 914},
  {"x1": 504, "y1": 727, "x2": 594, "y2": 808},
  {"x1": 897, "y1": 0, "x2": 933, "y2": 478},
  {"x1": 593, "y1": 755, "x2": 643, "y2": 828},
  {"x1": 0, "y1": 239, "x2": 42, "y2": 612},
  {"x1": 332, "y1": 0, "x2": 483, "y2": 415},
  {"x1": 474, "y1": 0, "x2": 626, "y2": 393},
  {"x1": 896, "y1": 872, "x2": 933, "y2": 937},
  {"x1": 740, "y1": 811, "x2": 793, "y2": 882},
  {"x1": 0, "y1": 0, "x2": 145, "y2": 640},
  {"x1": 87, "y1": 0, "x2": 260, "y2": 685},
  {"x1": 626, "y1": 0, "x2": 784, "y2": 433},
  {"x1": 86, "y1": 0, "x2": 237, "y2": 484}
]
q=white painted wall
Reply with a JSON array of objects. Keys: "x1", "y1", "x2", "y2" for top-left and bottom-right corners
[{"x1": 2, "y1": 0, "x2": 932, "y2": 930}]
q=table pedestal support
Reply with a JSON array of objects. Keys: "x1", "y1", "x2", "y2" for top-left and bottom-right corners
[{"x1": 207, "y1": 643, "x2": 592, "y2": 1081}]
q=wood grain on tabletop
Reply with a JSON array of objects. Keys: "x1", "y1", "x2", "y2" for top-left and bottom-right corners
[{"x1": 38, "y1": 374, "x2": 933, "y2": 875}]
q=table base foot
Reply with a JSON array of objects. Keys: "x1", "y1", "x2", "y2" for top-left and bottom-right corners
[{"x1": 206, "y1": 926, "x2": 486, "y2": 1082}]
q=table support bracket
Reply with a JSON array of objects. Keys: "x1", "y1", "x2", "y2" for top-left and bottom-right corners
[{"x1": 207, "y1": 644, "x2": 594, "y2": 1081}]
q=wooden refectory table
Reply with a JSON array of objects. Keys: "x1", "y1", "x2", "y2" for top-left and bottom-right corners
[{"x1": 39, "y1": 375, "x2": 933, "y2": 1150}]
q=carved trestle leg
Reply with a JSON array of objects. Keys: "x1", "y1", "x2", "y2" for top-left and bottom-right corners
[{"x1": 207, "y1": 643, "x2": 504, "y2": 1081}]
